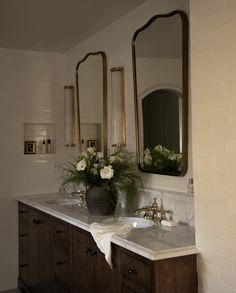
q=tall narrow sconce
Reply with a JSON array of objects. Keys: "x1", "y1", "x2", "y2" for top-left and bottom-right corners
[
  {"x1": 64, "y1": 85, "x2": 76, "y2": 147},
  {"x1": 110, "y1": 67, "x2": 126, "y2": 147}
]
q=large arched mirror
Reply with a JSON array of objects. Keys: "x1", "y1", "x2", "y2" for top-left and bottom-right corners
[
  {"x1": 76, "y1": 52, "x2": 107, "y2": 155},
  {"x1": 132, "y1": 10, "x2": 188, "y2": 176}
]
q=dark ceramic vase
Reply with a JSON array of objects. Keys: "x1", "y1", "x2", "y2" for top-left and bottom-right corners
[{"x1": 85, "y1": 186, "x2": 116, "y2": 215}]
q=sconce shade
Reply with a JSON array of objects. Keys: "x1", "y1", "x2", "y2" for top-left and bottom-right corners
[
  {"x1": 64, "y1": 85, "x2": 76, "y2": 146},
  {"x1": 110, "y1": 67, "x2": 126, "y2": 146}
]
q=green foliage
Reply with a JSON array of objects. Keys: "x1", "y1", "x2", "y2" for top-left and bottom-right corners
[
  {"x1": 61, "y1": 147, "x2": 140, "y2": 202},
  {"x1": 142, "y1": 145, "x2": 182, "y2": 175}
]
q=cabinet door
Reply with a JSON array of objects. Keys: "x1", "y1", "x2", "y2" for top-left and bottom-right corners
[
  {"x1": 90, "y1": 238, "x2": 112, "y2": 293},
  {"x1": 28, "y1": 210, "x2": 51, "y2": 293},
  {"x1": 71, "y1": 227, "x2": 93, "y2": 293},
  {"x1": 52, "y1": 243, "x2": 70, "y2": 291},
  {"x1": 38, "y1": 213, "x2": 51, "y2": 293},
  {"x1": 28, "y1": 210, "x2": 40, "y2": 293}
]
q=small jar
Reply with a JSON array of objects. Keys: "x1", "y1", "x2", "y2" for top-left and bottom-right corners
[
  {"x1": 187, "y1": 178, "x2": 194, "y2": 195},
  {"x1": 41, "y1": 140, "x2": 46, "y2": 154},
  {"x1": 47, "y1": 139, "x2": 52, "y2": 153}
]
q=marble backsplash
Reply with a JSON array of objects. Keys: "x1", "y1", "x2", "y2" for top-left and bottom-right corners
[
  {"x1": 137, "y1": 187, "x2": 195, "y2": 227},
  {"x1": 64, "y1": 183, "x2": 194, "y2": 227}
]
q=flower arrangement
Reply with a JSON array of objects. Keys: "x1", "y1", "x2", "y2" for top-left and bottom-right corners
[
  {"x1": 61, "y1": 147, "x2": 140, "y2": 206},
  {"x1": 143, "y1": 145, "x2": 182, "y2": 175}
]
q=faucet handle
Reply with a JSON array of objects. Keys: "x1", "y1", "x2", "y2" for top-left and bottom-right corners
[
  {"x1": 151, "y1": 198, "x2": 159, "y2": 210},
  {"x1": 159, "y1": 209, "x2": 172, "y2": 221}
]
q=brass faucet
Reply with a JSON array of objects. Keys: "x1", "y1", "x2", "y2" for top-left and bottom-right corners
[{"x1": 135, "y1": 198, "x2": 171, "y2": 221}]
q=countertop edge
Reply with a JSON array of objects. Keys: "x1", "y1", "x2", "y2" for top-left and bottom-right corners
[{"x1": 112, "y1": 234, "x2": 198, "y2": 260}]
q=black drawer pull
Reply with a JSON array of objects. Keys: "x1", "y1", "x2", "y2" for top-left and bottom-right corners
[
  {"x1": 56, "y1": 261, "x2": 67, "y2": 266},
  {"x1": 19, "y1": 233, "x2": 27, "y2": 237},
  {"x1": 19, "y1": 210, "x2": 27, "y2": 214},
  {"x1": 90, "y1": 250, "x2": 97, "y2": 257},
  {"x1": 56, "y1": 230, "x2": 63, "y2": 234},
  {"x1": 128, "y1": 269, "x2": 137, "y2": 275},
  {"x1": 85, "y1": 247, "x2": 91, "y2": 254},
  {"x1": 33, "y1": 219, "x2": 43, "y2": 225},
  {"x1": 20, "y1": 264, "x2": 28, "y2": 268}
]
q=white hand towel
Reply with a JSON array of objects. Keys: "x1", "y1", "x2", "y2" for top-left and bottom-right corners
[{"x1": 90, "y1": 221, "x2": 132, "y2": 267}]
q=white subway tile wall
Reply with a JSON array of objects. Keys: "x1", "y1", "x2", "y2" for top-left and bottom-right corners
[
  {"x1": 0, "y1": 48, "x2": 76, "y2": 290},
  {"x1": 191, "y1": 0, "x2": 236, "y2": 292}
]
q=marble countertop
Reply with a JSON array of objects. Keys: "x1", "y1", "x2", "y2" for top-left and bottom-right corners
[{"x1": 17, "y1": 193, "x2": 198, "y2": 261}]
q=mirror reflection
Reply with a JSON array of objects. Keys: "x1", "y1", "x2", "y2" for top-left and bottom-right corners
[
  {"x1": 132, "y1": 11, "x2": 188, "y2": 176},
  {"x1": 76, "y1": 52, "x2": 107, "y2": 155}
]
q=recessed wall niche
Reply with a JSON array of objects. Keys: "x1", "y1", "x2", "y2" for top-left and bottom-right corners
[{"x1": 23, "y1": 123, "x2": 55, "y2": 155}]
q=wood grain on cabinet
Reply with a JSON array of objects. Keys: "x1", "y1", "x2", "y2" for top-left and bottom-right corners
[
  {"x1": 154, "y1": 254, "x2": 198, "y2": 293},
  {"x1": 116, "y1": 245, "x2": 198, "y2": 293},
  {"x1": 28, "y1": 209, "x2": 51, "y2": 293},
  {"x1": 71, "y1": 226, "x2": 112, "y2": 293},
  {"x1": 18, "y1": 203, "x2": 29, "y2": 289},
  {"x1": 51, "y1": 219, "x2": 71, "y2": 292}
]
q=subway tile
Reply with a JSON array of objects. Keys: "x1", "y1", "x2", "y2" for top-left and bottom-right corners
[
  {"x1": 220, "y1": 270, "x2": 236, "y2": 290},
  {"x1": 198, "y1": 249, "x2": 233, "y2": 272}
]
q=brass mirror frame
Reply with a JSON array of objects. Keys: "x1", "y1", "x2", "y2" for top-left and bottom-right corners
[
  {"x1": 75, "y1": 51, "x2": 108, "y2": 156},
  {"x1": 132, "y1": 10, "x2": 189, "y2": 176}
]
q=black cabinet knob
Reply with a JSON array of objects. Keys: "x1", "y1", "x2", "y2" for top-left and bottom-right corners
[
  {"x1": 128, "y1": 269, "x2": 137, "y2": 275},
  {"x1": 85, "y1": 247, "x2": 91, "y2": 254},
  {"x1": 20, "y1": 264, "x2": 28, "y2": 268},
  {"x1": 56, "y1": 230, "x2": 63, "y2": 234},
  {"x1": 56, "y1": 261, "x2": 66, "y2": 266},
  {"x1": 33, "y1": 219, "x2": 44, "y2": 225},
  {"x1": 90, "y1": 250, "x2": 97, "y2": 257}
]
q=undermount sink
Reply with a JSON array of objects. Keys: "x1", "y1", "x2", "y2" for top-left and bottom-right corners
[
  {"x1": 104, "y1": 217, "x2": 155, "y2": 228},
  {"x1": 46, "y1": 198, "x2": 81, "y2": 205}
]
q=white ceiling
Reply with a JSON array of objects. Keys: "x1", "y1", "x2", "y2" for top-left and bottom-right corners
[{"x1": 0, "y1": 0, "x2": 147, "y2": 52}]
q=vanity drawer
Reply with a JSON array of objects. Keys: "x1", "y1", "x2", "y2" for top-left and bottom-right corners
[
  {"x1": 19, "y1": 221, "x2": 28, "y2": 252},
  {"x1": 52, "y1": 219, "x2": 70, "y2": 248},
  {"x1": 19, "y1": 251, "x2": 28, "y2": 285},
  {"x1": 120, "y1": 251, "x2": 151, "y2": 292},
  {"x1": 52, "y1": 243, "x2": 70, "y2": 289},
  {"x1": 18, "y1": 203, "x2": 29, "y2": 221}
]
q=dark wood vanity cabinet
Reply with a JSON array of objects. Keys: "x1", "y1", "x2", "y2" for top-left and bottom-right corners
[
  {"x1": 18, "y1": 204, "x2": 71, "y2": 293},
  {"x1": 18, "y1": 202, "x2": 197, "y2": 293},
  {"x1": 18, "y1": 205, "x2": 52, "y2": 293},
  {"x1": 115, "y1": 246, "x2": 197, "y2": 293},
  {"x1": 71, "y1": 226, "x2": 112, "y2": 293},
  {"x1": 51, "y1": 219, "x2": 71, "y2": 293},
  {"x1": 18, "y1": 204, "x2": 29, "y2": 289}
]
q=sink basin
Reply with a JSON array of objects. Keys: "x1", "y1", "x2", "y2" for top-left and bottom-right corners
[
  {"x1": 46, "y1": 198, "x2": 81, "y2": 205},
  {"x1": 104, "y1": 217, "x2": 154, "y2": 228}
]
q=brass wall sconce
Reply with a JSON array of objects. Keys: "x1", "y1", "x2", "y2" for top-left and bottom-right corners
[
  {"x1": 110, "y1": 67, "x2": 126, "y2": 147},
  {"x1": 64, "y1": 85, "x2": 76, "y2": 147}
]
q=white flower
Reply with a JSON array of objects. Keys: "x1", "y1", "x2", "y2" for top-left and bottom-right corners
[
  {"x1": 97, "y1": 152, "x2": 103, "y2": 158},
  {"x1": 169, "y1": 153, "x2": 177, "y2": 161},
  {"x1": 154, "y1": 145, "x2": 163, "y2": 152},
  {"x1": 87, "y1": 147, "x2": 95, "y2": 154},
  {"x1": 100, "y1": 165, "x2": 114, "y2": 179},
  {"x1": 76, "y1": 159, "x2": 86, "y2": 171},
  {"x1": 144, "y1": 148, "x2": 150, "y2": 155},
  {"x1": 81, "y1": 151, "x2": 88, "y2": 158},
  {"x1": 144, "y1": 153, "x2": 152, "y2": 165}
]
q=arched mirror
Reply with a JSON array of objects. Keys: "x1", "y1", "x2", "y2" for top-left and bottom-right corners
[
  {"x1": 76, "y1": 52, "x2": 107, "y2": 155},
  {"x1": 132, "y1": 10, "x2": 188, "y2": 176}
]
